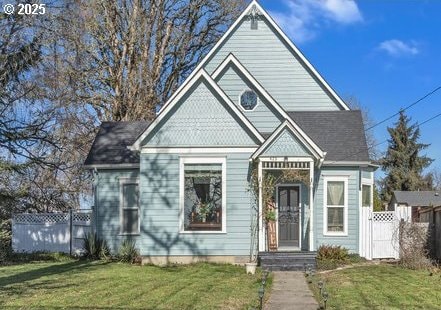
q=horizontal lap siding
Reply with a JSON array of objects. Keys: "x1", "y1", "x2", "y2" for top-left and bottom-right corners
[
  {"x1": 216, "y1": 66, "x2": 282, "y2": 133},
  {"x1": 314, "y1": 167, "x2": 360, "y2": 252},
  {"x1": 96, "y1": 169, "x2": 139, "y2": 252},
  {"x1": 361, "y1": 169, "x2": 373, "y2": 180},
  {"x1": 204, "y1": 18, "x2": 340, "y2": 111},
  {"x1": 138, "y1": 153, "x2": 253, "y2": 256}
]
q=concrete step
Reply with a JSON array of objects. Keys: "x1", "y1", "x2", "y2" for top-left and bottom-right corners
[{"x1": 258, "y1": 251, "x2": 317, "y2": 271}]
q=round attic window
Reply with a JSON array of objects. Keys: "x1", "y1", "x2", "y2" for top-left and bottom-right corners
[{"x1": 240, "y1": 90, "x2": 258, "y2": 111}]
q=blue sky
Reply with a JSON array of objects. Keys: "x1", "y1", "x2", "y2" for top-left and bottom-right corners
[{"x1": 262, "y1": 0, "x2": 441, "y2": 174}]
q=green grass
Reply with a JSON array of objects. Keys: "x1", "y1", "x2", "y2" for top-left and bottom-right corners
[
  {"x1": 310, "y1": 264, "x2": 441, "y2": 309},
  {"x1": 0, "y1": 259, "x2": 270, "y2": 309}
]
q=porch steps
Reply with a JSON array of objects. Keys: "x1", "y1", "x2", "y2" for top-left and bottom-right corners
[{"x1": 258, "y1": 251, "x2": 317, "y2": 271}]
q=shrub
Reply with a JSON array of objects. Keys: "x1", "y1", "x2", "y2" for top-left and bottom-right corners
[
  {"x1": 316, "y1": 245, "x2": 351, "y2": 270},
  {"x1": 83, "y1": 232, "x2": 110, "y2": 260},
  {"x1": 118, "y1": 239, "x2": 140, "y2": 264},
  {"x1": 347, "y1": 253, "x2": 365, "y2": 264},
  {"x1": 317, "y1": 245, "x2": 349, "y2": 261},
  {"x1": 399, "y1": 222, "x2": 432, "y2": 270},
  {"x1": 0, "y1": 220, "x2": 12, "y2": 264},
  {"x1": 316, "y1": 259, "x2": 339, "y2": 270}
]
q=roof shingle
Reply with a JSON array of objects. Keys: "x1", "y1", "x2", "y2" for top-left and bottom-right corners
[
  {"x1": 287, "y1": 110, "x2": 370, "y2": 162},
  {"x1": 85, "y1": 111, "x2": 370, "y2": 166},
  {"x1": 84, "y1": 121, "x2": 150, "y2": 167},
  {"x1": 393, "y1": 191, "x2": 441, "y2": 207}
]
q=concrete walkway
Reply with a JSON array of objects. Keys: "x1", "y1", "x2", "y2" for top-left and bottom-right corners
[{"x1": 264, "y1": 271, "x2": 319, "y2": 310}]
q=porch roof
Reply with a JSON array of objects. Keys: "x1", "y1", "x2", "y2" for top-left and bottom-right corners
[{"x1": 251, "y1": 120, "x2": 325, "y2": 161}]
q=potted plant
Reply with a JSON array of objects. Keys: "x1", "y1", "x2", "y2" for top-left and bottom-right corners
[{"x1": 198, "y1": 202, "x2": 209, "y2": 222}]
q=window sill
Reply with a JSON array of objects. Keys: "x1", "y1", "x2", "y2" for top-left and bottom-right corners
[
  {"x1": 188, "y1": 222, "x2": 222, "y2": 229},
  {"x1": 323, "y1": 232, "x2": 348, "y2": 237},
  {"x1": 180, "y1": 230, "x2": 226, "y2": 235}
]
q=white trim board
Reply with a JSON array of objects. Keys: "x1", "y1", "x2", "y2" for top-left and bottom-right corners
[
  {"x1": 119, "y1": 178, "x2": 141, "y2": 236},
  {"x1": 141, "y1": 147, "x2": 257, "y2": 154},
  {"x1": 157, "y1": 0, "x2": 349, "y2": 117},
  {"x1": 251, "y1": 120, "x2": 325, "y2": 161},
  {"x1": 84, "y1": 164, "x2": 140, "y2": 170},
  {"x1": 323, "y1": 176, "x2": 349, "y2": 237},
  {"x1": 179, "y1": 157, "x2": 227, "y2": 234},
  {"x1": 130, "y1": 70, "x2": 265, "y2": 150}
]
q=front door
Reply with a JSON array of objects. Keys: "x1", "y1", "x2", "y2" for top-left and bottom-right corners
[{"x1": 278, "y1": 186, "x2": 300, "y2": 248}]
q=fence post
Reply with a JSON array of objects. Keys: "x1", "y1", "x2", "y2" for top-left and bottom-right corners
[{"x1": 69, "y1": 208, "x2": 73, "y2": 256}]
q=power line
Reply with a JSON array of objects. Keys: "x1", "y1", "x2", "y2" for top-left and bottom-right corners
[
  {"x1": 418, "y1": 111, "x2": 441, "y2": 127},
  {"x1": 329, "y1": 111, "x2": 441, "y2": 164},
  {"x1": 365, "y1": 86, "x2": 441, "y2": 131}
]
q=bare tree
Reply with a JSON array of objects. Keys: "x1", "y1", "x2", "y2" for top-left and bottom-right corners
[
  {"x1": 0, "y1": 0, "x2": 245, "y2": 211},
  {"x1": 55, "y1": 0, "x2": 246, "y2": 121}
]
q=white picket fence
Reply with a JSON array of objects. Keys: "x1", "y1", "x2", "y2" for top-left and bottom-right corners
[
  {"x1": 12, "y1": 210, "x2": 92, "y2": 255},
  {"x1": 360, "y1": 206, "x2": 412, "y2": 260}
]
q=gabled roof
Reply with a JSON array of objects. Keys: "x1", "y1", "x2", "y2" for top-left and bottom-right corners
[
  {"x1": 84, "y1": 111, "x2": 371, "y2": 167},
  {"x1": 156, "y1": 0, "x2": 349, "y2": 116},
  {"x1": 392, "y1": 191, "x2": 441, "y2": 207},
  {"x1": 287, "y1": 111, "x2": 370, "y2": 162},
  {"x1": 84, "y1": 121, "x2": 150, "y2": 168},
  {"x1": 252, "y1": 120, "x2": 325, "y2": 160},
  {"x1": 130, "y1": 70, "x2": 265, "y2": 150}
]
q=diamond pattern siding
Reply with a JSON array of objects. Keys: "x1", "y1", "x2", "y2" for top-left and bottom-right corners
[
  {"x1": 262, "y1": 128, "x2": 311, "y2": 157},
  {"x1": 145, "y1": 80, "x2": 258, "y2": 147}
]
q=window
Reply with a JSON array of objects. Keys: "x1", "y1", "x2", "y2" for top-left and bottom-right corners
[
  {"x1": 120, "y1": 179, "x2": 140, "y2": 235},
  {"x1": 240, "y1": 90, "x2": 258, "y2": 111},
  {"x1": 180, "y1": 158, "x2": 226, "y2": 233},
  {"x1": 324, "y1": 177, "x2": 348, "y2": 235},
  {"x1": 362, "y1": 184, "x2": 372, "y2": 207}
]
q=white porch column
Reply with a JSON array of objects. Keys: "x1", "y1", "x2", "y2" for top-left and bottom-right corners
[
  {"x1": 258, "y1": 160, "x2": 265, "y2": 252},
  {"x1": 309, "y1": 163, "x2": 314, "y2": 251}
]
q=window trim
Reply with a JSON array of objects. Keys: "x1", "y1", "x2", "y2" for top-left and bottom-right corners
[
  {"x1": 323, "y1": 176, "x2": 348, "y2": 236},
  {"x1": 361, "y1": 182, "x2": 373, "y2": 208},
  {"x1": 238, "y1": 89, "x2": 259, "y2": 112},
  {"x1": 179, "y1": 157, "x2": 227, "y2": 234},
  {"x1": 119, "y1": 178, "x2": 140, "y2": 236}
]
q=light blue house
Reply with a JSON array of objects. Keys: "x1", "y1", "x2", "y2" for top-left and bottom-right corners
[{"x1": 85, "y1": 1, "x2": 376, "y2": 265}]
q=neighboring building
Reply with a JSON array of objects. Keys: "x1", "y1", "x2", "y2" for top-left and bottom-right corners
[
  {"x1": 390, "y1": 191, "x2": 441, "y2": 222},
  {"x1": 84, "y1": 1, "x2": 376, "y2": 264}
]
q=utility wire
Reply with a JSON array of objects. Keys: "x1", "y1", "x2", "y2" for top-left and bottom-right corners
[
  {"x1": 328, "y1": 111, "x2": 441, "y2": 164},
  {"x1": 365, "y1": 86, "x2": 441, "y2": 131}
]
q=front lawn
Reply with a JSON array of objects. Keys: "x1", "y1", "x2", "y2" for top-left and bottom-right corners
[
  {"x1": 310, "y1": 264, "x2": 441, "y2": 309},
  {"x1": 0, "y1": 259, "x2": 268, "y2": 309}
]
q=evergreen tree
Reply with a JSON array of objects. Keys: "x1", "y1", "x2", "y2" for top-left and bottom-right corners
[{"x1": 381, "y1": 111, "x2": 433, "y2": 202}]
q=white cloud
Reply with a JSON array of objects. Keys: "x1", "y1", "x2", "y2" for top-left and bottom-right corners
[
  {"x1": 378, "y1": 40, "x2": 419, "y2": 57},
  {"x1": 322, "y1": 0, "x2": 363, "y2": 23},
  {"x1": 270, "y1": 0, "x2": 363, "y2": 43}
]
